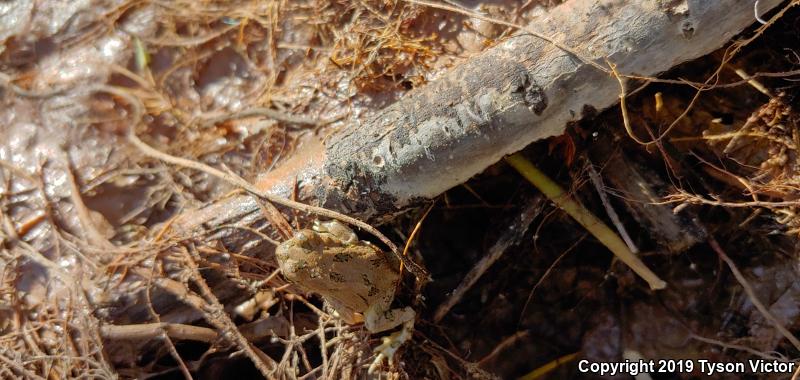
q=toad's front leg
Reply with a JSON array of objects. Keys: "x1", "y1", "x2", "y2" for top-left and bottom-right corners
[{"x1": 365, "y1": 303, "x2": 415, "y2": 374}]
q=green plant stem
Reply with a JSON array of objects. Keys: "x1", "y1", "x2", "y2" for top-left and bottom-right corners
[{"x1": 505, "y1": 153, "x2": 666, "y2": 290}]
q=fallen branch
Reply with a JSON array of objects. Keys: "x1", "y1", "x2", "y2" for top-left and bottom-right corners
[
  {"x1": 316, "y1": 0, "x2": 785, "y2": 217},
  {"x1": 174, "y1": 0, "x2": 785, "y2": 235}
]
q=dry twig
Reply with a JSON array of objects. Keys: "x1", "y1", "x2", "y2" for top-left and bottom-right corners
[{"x1": 709, "y1": 236, "x2": 800, "y2": 351}]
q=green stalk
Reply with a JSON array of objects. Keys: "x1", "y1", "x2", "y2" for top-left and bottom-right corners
[{"x1": 505, "y1": 153, "x2": 666, "y2": 290}]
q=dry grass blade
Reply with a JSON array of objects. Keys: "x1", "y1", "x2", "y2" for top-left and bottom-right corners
[{"x1": 518, "y1": 351, "x2": 580, "y2": 380}]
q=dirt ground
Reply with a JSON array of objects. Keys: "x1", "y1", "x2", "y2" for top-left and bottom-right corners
[{"x1": 2, "y1": 1, "x2": 800, "y2": 379}]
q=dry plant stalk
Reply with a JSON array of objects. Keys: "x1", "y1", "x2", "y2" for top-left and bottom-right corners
[{"x1": 505, "y1": 153, "x2": 667, "y2": 290}]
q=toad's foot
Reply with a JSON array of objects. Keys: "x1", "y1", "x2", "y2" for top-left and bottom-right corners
[{"x1": 367, "y1": 319, "x2": 414, "y2": 374}]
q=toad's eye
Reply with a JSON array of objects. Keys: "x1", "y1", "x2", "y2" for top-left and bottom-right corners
[{"x1": 293, "y1": 232, "x2": 308, "y2": 242}]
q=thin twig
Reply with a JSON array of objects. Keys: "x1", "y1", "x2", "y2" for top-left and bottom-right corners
[
  {"x1": 586, "y1": 160, "x2": 638, "y2": 254},
  {"x1": 734, "y1": 68, "x2": 771, "y2": 96},
  {"x1": 65, "y1": 158, "x2": 115, "y2": 251},
  {"x1": 478, "y1": 331, "x2": 529, "y2": 365},
  {"x1": 402, "y1": 0, "x2": 608, "y2": 74},
  {"x1": 690, "y1": 334, "x2": 789, "y2": 361},
  {"x1": 401, "y1": 200, "x2": 436, "y2": 275},
  {"x1": 0, "y1": 349, "x2": 48, "y2": 380},
  {"x1": 433, "y1": 196, "x2": 542, "y2": 322},
  {"x1": 519, "y1": 233, "x2": 587, "y2": 324},
  {"x1": 199, "y1": 107, "x2": 336, "y2": 129},
  {"x1": 184, "y1": 244, "x2": 278, "y2": 377},
  {"x1": 793, "y1": 361, "x2": 800, "y2": 380},
  {"x1": 626, "y1": 68, "x2": 800, "y2": 90},
  {"x1": 0, "y1": 72, "x2": 70, "y2": 99},
  {"x1": 101, "y1": 323, "x2": 219, "y2": 343},
  {"x1": 144, "y1": 270, "x2": 195, "y2": 380},
  {"x1": 708, "y1": 236, "x2": 800, "y2": 351},
  {"x1": 610, "y1": 61, "x2": 656, "y2": 145},
  {"x1": 664, "y1": 191, "x2": 800, "y2": 208}
]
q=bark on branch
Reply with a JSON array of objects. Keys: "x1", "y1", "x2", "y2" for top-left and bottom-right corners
[{"x1": 175, "y1": 0, "x2": 784, "y2": 233}]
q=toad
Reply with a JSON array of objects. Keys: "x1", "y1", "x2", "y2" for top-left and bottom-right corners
[{"x1": 275, "y1": 220, "x2": 415, "y2": 373}]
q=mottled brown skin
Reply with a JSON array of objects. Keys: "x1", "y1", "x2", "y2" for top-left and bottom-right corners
[
  {"x1": 276, "y1": 221, "x2": 416, "y2": 372},
  {"x1": 275, "y1": 221, "x2": 413, "y2": 332}
]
